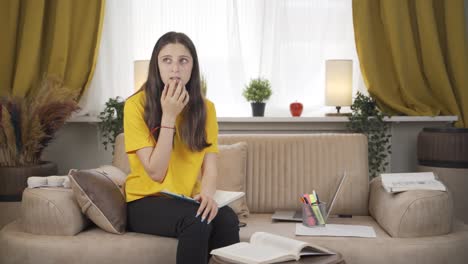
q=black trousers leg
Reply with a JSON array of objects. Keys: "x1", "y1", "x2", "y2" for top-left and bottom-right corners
[
  {"x1": 127, "y1": 196, "x2": 239, "y2": 264},
  {"x1": 208, "y1": 206, "x2": 240, "y2": 252}
]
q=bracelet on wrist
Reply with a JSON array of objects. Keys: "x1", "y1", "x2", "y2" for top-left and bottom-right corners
[{"x1": 150, "y1": 125, "x2": 175, "y2": 134}]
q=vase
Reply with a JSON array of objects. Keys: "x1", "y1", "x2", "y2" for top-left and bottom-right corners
[
  {"x1": 417, "y1": 127, "x2": 468, "y2": 223},
  {"x1": 0, "y1": 161, "x2": 58, "y2": 202},
  {"x1": 251, "y1": 102, "x2": 266, "y2": 117}
]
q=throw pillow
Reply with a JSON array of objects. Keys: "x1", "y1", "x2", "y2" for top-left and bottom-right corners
[
  {"x1": 217, "y1": 142, "x2": 249, "y2": 217},
  {"x1": 96, "y1": 165, "x2": 127, "y2": 197},
  {"x1": 69, "y1": 169, "x2": 126, "y2": 234}
]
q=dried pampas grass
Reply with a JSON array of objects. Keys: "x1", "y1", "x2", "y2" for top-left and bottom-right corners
[{"x1": 0, "y1": 76, "x2": 80, "y2": 166}]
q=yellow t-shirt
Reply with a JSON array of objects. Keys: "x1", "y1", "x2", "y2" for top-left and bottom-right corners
[{"x1": 123, "y1": 91, "x2": 219, "y2": 202}]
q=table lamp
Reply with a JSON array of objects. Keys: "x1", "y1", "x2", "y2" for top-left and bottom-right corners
[
  {"x1": 134, "y1": 60, "x2": 150, "y2": 91},
  {"x1": 325, "y1": 59, "x2": 352, "y2": 116}
]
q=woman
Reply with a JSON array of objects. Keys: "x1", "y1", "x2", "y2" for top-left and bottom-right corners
[{"x1": 124, "y1": 32, "x2": 240, "y2": 264}]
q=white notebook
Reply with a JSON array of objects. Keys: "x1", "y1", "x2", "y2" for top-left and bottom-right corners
[
  {"x1": 160, "y1": 190, "x2": 244, "y2": 208},
  {"x1": 295, "y1": 223, "x2": 376, "y2": 238},
  {"x1": 381, "y1": 172, "x2": 446, "y2": 193}
]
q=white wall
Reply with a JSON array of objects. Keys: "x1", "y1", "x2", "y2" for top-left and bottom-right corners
[{"x1": 42, "y1": 123, "x2": 113, "y2": 174}]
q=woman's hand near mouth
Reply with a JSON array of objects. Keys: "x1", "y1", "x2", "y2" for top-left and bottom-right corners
[{"x1": 161, "y1": 79, "x2": 189, "y2": 123}]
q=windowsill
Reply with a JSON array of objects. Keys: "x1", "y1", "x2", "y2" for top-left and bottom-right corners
[
  {"x1": 217, "y1": 116, "x2": 458, "y2": 123},
  {"x1": 68, "y1": 115, "x2": 458, "y2": 123}
]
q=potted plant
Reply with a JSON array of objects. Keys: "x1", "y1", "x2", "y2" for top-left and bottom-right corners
[
  {"x1": 0, "y1": 76, "x2": 80, "y2": 201},
  {"x1": 98, "y1": 97, "x2": 125, "y2": 152},
  {"x1": 242, "y1": 77, "x2": 272, "y2": 117},
  {"x1": 346, "y1": 92, "x2": 391, "y2": 178}
]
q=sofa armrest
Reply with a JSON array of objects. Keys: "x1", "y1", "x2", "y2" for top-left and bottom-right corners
[
  {"x1": 369, "y1": 176, "x2": 453, "y2": 238},
  {"x1": 21, "y1": 188, "x2": 90, "y2": 235}
]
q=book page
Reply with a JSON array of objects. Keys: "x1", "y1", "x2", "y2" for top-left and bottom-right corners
[
  {"x1": 210, "y1": 242, "x2": 293, "y2": 264},
  {"x1": 213, "y1": 190, "x2": 245, "y2": 207},
  {"x1": 250, "y1": 232, "x2": 308, "y2": 259}
]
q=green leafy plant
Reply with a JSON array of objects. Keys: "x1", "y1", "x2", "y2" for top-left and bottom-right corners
[
  {"x1": 0, "y1": 76, "x2": 80, "y2": 166},
  {"x1": 98, "y1": 97, "x2": 124, "y2": 152},
  {"x1": 242, "y1": 78, "x2": 272, "y2": 103},
  {"x1": 347, "y1": 92, "x2": 391, "y2": 178}
]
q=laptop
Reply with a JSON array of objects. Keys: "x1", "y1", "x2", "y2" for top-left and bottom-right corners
[{"x1": 272, "y1": 171, "x2": 348, "y2": 222}]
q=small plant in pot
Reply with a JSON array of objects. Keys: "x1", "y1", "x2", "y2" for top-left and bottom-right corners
[{"x1": 242, "y1": 77, "x2": 272, "y2": 117}]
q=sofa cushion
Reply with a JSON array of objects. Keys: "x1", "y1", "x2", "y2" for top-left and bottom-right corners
[
  {"x1": 369, "y1": 176, "x2": 453, "y2": 238},
  {"x1": 113, "y1": 134, "x2": 130, "y2": 174},
  {"x1": 21, "y1": 187, "x2": 89, "y2": 235},
  {"x1": 218, "y1": 142, "x2": 249, "y2": 217},
  {"x1": 3, "y1": 214, "x2": 468, "y2": 264},
  {"x1": 69, "y1": 169, "x2": 126, "y2": 234},
  {"x1": 218, "y1": 134, "x2": 369, "y2": 215}
]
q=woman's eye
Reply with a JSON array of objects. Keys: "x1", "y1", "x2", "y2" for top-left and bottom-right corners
[
  {"x1": 163, "y1": 58, "x2": 171, "y2": 63},
  {"x1": 180, "y1": 58, "x2": 188, "y2": 64}
]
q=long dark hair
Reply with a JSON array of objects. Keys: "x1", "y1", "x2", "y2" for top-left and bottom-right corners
[{"x1": 142, "y1": 31, "x2": 210, "y2": 152}]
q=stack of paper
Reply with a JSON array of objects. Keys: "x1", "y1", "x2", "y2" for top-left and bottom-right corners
[
  {"x1": 295, "y1": 224, "x2": 376, "y2": 238},
  {"x1": 381, "y1": 172, "x2": 446, "y2": 193}
]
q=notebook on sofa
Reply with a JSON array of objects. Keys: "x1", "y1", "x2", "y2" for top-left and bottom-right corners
[
  {"x1": 160, "y1": 190, "x2": 244, "y2": 208},
  {"x1": 272, "y1": 171, "x2": 347, "y2": 222}
]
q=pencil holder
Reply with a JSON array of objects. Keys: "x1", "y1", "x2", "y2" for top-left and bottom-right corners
[{"x1": 302, "y1": 202, "x2": 327, "y2": 227}]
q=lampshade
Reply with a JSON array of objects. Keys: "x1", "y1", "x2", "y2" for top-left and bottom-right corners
[
  {"x1": 134, "y1": 60, "x2": 150, "y2": 91},
  {"x1": 325, "y1": 60, "x2": 353, "y2": 108}
]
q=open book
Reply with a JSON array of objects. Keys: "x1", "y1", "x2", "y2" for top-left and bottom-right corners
[
  {"x1": 160, "y1": 190, "x2": 244, "y2": 208},
  {"x1": 210, "y1": 232, "x2": 335, "y2": 264},
  {"x1": 381, "y1": 172, "x2": 446, "y2": 193}
]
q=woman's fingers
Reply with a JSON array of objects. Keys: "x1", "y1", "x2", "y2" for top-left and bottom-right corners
[
  {"x1": 161, "y1": 80, "x2": 189, "y2": 116},
  {"x1": 197, "y1": 197, "x2": 208, "y2": 219},
  {"x1": 197, "y1": 196, "x2": 218, "y2": 224},
  {"x1": 201, "y1": 199, "x2": 212, "y2": 221},
  {"x1": 167, "y1": 79, "x2": 177, "y2": 97},
  {"x1": 175, "y1": 80, "x2": 184, "y2": 99},
  {"x1": 207, "y1": 203, "x2": 218, "y2": 224},
  {"x1": 178, "y1": 89, "x2": 189, "y2": 104},
  {"x1": 161, "y1": 83, "x2": 169, "y2": 100},
  {"x1": 183, "y1": 92, "x2": 190, "y2": 106}
]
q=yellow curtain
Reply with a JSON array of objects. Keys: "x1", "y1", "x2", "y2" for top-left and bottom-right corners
[
  {"x1": 0, "y1": 0, "x2": 105, "y2": 99},
  {"x1": 353, "y1": 0, "x2": 468, "y2": 128}
]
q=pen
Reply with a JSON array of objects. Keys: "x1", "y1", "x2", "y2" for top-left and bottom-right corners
[
  {"x1": 313, "y1": 190, "x2": 320, "y2": 203},
  {"x1": 301, "y1": 194, "x2": 316, "y2": 226},
  {"x1": 338, "y1": 214, "x2": 352, "y2": 218}
]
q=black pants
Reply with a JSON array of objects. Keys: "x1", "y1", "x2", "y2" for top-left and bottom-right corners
[{"x1": 127, "y1": 196, "x2": 240, "y2": 264}]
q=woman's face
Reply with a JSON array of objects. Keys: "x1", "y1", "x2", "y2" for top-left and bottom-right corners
[{"x1": 157, "y1": 43, "x2": 193, "y2": 86}]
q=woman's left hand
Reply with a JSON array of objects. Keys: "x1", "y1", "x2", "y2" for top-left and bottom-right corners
[{"x1": 193, "y1": 193, "x2": 218, "y2": 224}]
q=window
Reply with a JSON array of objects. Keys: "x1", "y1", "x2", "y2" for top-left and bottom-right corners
[{"x1": 81, "y1": 0, "x2": 363, "y2": 117}]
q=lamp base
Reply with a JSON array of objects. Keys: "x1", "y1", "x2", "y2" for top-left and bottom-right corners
[
  {"x1": 325, "y1": 106, "x2": 351, "y2": 116},
  {"x1": 325, "y1": 112, "x2": 352, "y2": 116}
]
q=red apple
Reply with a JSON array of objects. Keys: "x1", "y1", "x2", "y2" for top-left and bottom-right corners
[{"x1": 290, "y1": 101, "x2": 303, "y2": 117}]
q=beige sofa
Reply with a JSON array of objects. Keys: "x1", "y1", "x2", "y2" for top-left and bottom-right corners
[{"x1": 1, "y1": 133, "x2": 467, "y2": 264}]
